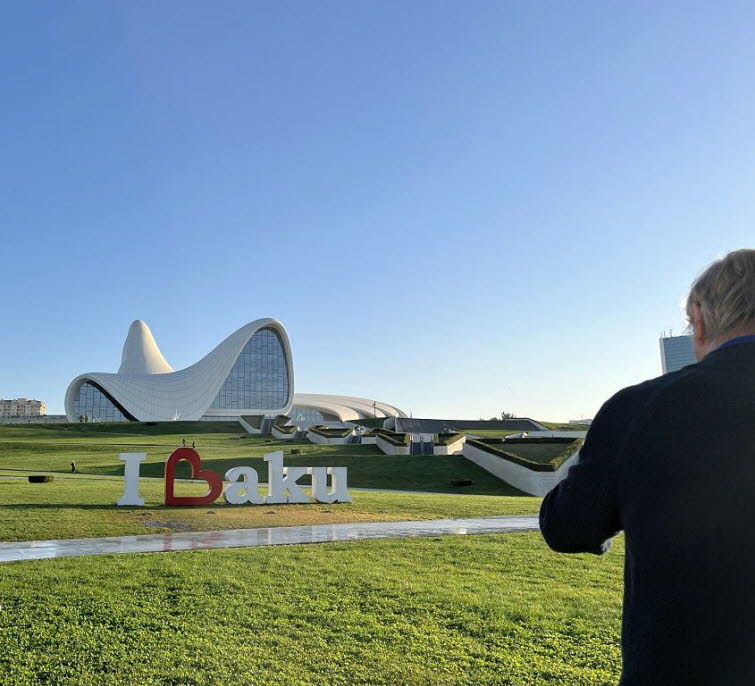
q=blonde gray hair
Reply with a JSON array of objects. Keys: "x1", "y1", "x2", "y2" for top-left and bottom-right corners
[{"x1": 686, "y1": 249, "x2": 755, "y2": 341}]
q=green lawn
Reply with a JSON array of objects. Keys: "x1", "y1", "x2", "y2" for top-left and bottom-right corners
[
  {"x1": 0, "y1": 533, "x2": 623, "y2": 685},
  {"x1": 541, "y1": 421, "x2": 587, "y2": 431},
  {"x1": 0, "y1": 423, "x2": 519, "y2": 494},
  {"x1": 0, "y1": 422, "x2": 541, "y2": 542},
  {"x1": 0, "y1": 422, "x2": 623, "y2": 685},
  {"x1": 461, "y1": 429, "x2": 529, "y2": 438},
  {"x1": 498, "y1": 442, "x2": 577, "y2": 465},
  {"x1": 0, "y1": 475, "x2": 539, "y2": 542}
]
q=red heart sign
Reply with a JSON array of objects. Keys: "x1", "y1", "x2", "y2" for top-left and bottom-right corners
[{"x1": 164, "y1": 448, "x2": 223, "y2": 506}]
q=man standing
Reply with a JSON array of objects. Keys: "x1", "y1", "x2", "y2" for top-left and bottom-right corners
[{"x1": 540, "y1": 249, "x2": 755, "y2": 685}]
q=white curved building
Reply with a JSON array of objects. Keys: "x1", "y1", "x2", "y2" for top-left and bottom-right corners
[
  {"x1": 290, "y1": 394, "x2": 407, "y2": 425},
  {"x1": 64, "y1": 319, "x2": 405, "y2": 425}
]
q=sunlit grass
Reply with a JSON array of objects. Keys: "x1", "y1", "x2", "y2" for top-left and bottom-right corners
[
  {"x1": 0, "y1": 532, "x2": 623, "y2": 685},
  {"x1": 0, "y1": 476, "x2": 539, "y2": 542}
]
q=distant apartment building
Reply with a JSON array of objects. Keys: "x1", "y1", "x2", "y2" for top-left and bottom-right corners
[
  {"x1": 659, "y1": 334, "x2": 697, "y2": 374},
  {"x1": 0, "y1": 398, "x2": 47, "y2": 418}
]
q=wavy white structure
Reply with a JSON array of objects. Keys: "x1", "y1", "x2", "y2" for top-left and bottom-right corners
[
  {"x1": 65, "y1": 319, "x2": 294, "y2": 422},
  {"x1": 291, "y1": 394, "x2": 407, "y2": 423},
  {"x1": 119, "y1": 320, "x2": 174, "y2": 375}
]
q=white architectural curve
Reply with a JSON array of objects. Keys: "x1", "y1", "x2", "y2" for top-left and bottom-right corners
[
  {"x1": 65, "y1": 319, "x2": 294, "y2": 422},
  {"x1": 291, "y1": 393, "x2": 407, "y2": 423},
  {"x1": 118, "y1": 320, "x2": 173, "y2": 375}
]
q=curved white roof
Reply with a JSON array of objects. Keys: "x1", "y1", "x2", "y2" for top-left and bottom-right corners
[
  {"x1": 118, "y1": 320, "x2": 173, "y2": 375},
  {"x1": 65, "y1": 319, "x2": 294, "y2": 422},
  {"x1": 291, "y1": 393, "x2": 407, "y2": 422}
]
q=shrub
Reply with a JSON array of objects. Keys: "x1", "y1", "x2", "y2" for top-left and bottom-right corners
[
  {"x1": 309, "y1": 425, "x2": 353, "y2": 439},
  {"x1": 466, "y1": 438, "x2": 582, "y2": 472},
  {"x1": 240, "y1": 415, "x2": 263, "y2": 430},
  {"x1": 451, "y1": 478, "x2": 473, "y2": 487},
  {"x1": 434, "y1": 432, "x2": 465, "y2": 446},
  {"x1": 373, "y1": 429, "x2": 411, "y2": 447}
]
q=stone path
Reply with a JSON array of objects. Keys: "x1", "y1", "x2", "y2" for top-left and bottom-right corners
[{"x1": 0, "y1": 515, "x2": 539, "y2": 563}]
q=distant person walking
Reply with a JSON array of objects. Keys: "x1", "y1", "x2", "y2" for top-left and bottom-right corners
[
  {"x1": 182, "y1": 438, "x2": 186, "y2": 447},
  {"x1": 70, "y1": 461, "x2": 76, "y2": 474},
  {"x1": 540, "y1": 249, "x2": 755, "y2": 685},
  {"x1": 191, "y1": 441, "x2": 195, "y2": 449}
]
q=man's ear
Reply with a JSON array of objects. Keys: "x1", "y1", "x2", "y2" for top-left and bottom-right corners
[
  {"x1": 690, "y1": 301, "x2": 708, "y2": 359},
  {"x1": 691, "y1": 302, "x2": 705, "y2": 341}
]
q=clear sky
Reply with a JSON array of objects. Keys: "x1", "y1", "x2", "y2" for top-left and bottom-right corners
[{"x1": 1, "y1": 1, "x2": 753, "y2": 420}]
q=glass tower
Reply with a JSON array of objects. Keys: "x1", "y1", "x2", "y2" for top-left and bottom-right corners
[{"x1": 659, "y1": 334, "x2": 697, "y2": 374}]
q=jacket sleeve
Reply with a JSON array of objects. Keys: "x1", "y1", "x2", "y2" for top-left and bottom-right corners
[{"x1": 539, "y1": 392, "x2": 627, "y2": 555}]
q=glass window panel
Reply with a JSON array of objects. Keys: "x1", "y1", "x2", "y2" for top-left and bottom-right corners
[
  {"x1": 73, "y1": 381, "x2": 129, "y2": 423},
  {"x1": 210, "y1": 328, "x2": 289, "y2": 410}
]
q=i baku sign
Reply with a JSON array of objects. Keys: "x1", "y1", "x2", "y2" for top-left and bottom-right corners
[{"x1": 117, "y1": 448, "x2": 351, "y2": 507}]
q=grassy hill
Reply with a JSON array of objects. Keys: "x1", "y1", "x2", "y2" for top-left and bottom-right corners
[
  {"x1": 0, "y1": 422, "x2": 521, "y2": 495},
  {"x1": 0, "y1": 422, "x2": 623, "y2": 686}
]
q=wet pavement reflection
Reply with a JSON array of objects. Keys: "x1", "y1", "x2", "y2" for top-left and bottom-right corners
[{"x1": 0, "y1": 515, "x2": 540, "y2": 563}]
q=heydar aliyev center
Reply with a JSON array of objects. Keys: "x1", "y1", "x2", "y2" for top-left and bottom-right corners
[{"x1": 64, "y1": 319, "x2": 406, "y2": 425}]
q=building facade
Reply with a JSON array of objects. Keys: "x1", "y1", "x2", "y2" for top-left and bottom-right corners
[
  {"x1": 659, "y1": 334, "x2": 697, "y2": 374},
  {"x1": 0, "y1": 398, "x2": 46, "y2": 418},
  {"x1": 64, "y1": 319, "x2": 405, "y2": 424}
]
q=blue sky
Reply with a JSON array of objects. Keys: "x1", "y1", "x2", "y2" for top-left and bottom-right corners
[{"x1": 1, "y1": 1, "x2": 753, "y2": 420}]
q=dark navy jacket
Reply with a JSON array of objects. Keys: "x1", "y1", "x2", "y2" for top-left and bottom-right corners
[{"x1": 540, "y1": 340, "x2": 755, "y2": 685}]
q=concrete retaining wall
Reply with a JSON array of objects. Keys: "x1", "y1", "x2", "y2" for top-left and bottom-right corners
[
  {"x1": 271, "y1": 426, "x2": 297, "y2": 440},
  {"x1": 376, "y1": 435, "x2": 410, "y2": 455},
  {"x1": 462, "y1": 443, "x2": 579, "y2": 496},
  {"x1": 433, "y1": 436, "x2": 466, "y2": 455},
  {"x1": 238, "y1": 417, "x2": 262, "y2": 435},
  {"x1": 308, "y1": 431, "x2": 353, "y2": 445}
]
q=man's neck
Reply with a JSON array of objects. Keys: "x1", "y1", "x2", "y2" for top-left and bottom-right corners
[
  {"x1": 698, "y1": 329, "x2": 755, "y2": 360},
  {"x1": 712, "y1": 330, "x2": 755, "y2": 353}
]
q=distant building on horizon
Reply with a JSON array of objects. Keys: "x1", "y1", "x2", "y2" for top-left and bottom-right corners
[
  {"x1": 0, "y1": 398, "x2": 46, "y2": 418},
  {"x1": 659, "y1": 334, "x2": 697, "y2": 374}
]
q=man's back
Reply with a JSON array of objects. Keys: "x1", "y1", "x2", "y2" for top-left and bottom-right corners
[{"x1": 540, "y1": 341, "x2": 755, "y2": 685}]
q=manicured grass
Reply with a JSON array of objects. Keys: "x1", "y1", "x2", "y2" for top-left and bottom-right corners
[
  {"x1": 461, "y1": 429, "x2": 527, "y2": 438},
  {"x1": 0, "y1": 423, "x2": 621, "y2": 685},
  {"x1": 0, "y1": 533, "x2": 623, "y2": 685},
  {"x1": 0, "y1": 422, "x2": 539, "y2": 542},
  {"x1": 0, "y1": 476, "x2": 539, "y2": 542},
  {"x1": 541, "y1": 421, "x2": 587, "y2": 431},
  {"x1": 496, "y1": 441, "x2": 578, "y2": 465},
  {"x1": 0, "y1": 423, "x2": 520, "y2": 495}
]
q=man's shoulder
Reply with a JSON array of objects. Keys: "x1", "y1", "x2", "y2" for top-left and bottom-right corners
[{"x1": 598, "y1": 365, "x2": 701, "y2": 424}]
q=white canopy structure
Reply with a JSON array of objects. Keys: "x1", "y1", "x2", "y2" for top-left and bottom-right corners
[{"x1": 290, "y1": 394, "x2": 406, "y2": 424}]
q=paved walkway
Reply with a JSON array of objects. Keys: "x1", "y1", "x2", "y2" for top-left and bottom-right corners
[{"x1": 0, "y1": 515, "x2": 539, "y2": 563}]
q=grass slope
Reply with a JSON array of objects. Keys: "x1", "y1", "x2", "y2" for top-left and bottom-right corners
[
  {"x1": 0, "y1": 423, "x2": 519, "y2": 495},
  {"x1": 497, "y1": 442, "x2": 577, "y2": 465},
  {"x1": 0, "y1": 533, "x2": 623, "y2": 685},
  {"x1": 0, "y1": 476, "x2": 539, "y2": 542}
]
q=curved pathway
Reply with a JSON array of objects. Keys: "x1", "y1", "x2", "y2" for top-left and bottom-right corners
[{"x1": 0, "y1": 515, "x2": 539, "y2": 563}]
